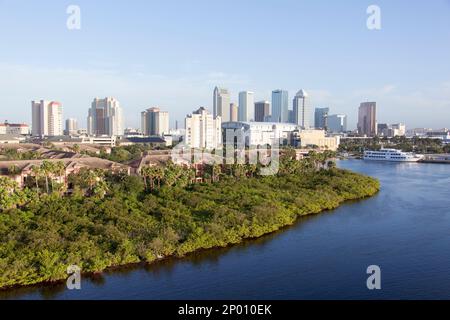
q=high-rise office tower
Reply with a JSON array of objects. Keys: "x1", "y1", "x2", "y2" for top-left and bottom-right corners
[
  {"x1": 314, "y1": 107, "x2": 329, "y2": 129},
  {"x1": 31, "y1": 100, "x2": 63, "y2": 137},
  {"x1": 141, "y1": 107, "x2": 169, "y2": 136},
  {"x1": 288, "y1": 110, "x2": 295, "y2": 124},
  {"x1": 357, "y1": 102, "x2": 377, "y2": 136},
  {"x1": 87, "y1": 97, "x2": 123, "y2": 136},
  {"x1": 213, "y1": 87, "x2": 231, "y2": 122},
  {"x1": 230, "y1": 103, "x2": 239, "y2": 122},
  {"x1": 185, "y1": 107, "x2": 222, "y2": 149},
  {"x1": 65, "y1": 118, "x2": 78, "y2": 135},
  {"x1": 271, "y1": 90, "x2": 289, "y2": 123},
  {"x1": 254, "y1": 101, "x2": 271, "y2": 122},
  {"x1": 238, "y1": 91, "x2": 254, "y2": 122},
  {"x1": 327, "y1": 114, "x2": 347, "y2": 133},
  {"x1": 293, "y1": 90, "x2": 311, "y2": 129}
]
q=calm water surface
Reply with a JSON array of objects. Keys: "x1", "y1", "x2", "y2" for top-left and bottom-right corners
[{"x1": 2, "y1": 160, "x2": 450, "y2": 300}]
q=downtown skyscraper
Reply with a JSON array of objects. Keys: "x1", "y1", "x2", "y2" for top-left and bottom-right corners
[
  {"x1": 358, "y1": 102, "x2": 377, "y2": 136},
  {"x1": 314, "y1": 107, "x2": 329, "y2": 129},
  {"x1": 293, "y1": 90, "x2": 311, "y2": 129},
  {"x1": 213, "y1": 87, "x2": 231, "y2": 122},
  {"x1": 31, "y1": 100, "x2": 63, "y2": 137},
  {"x1": 141, "y1": 107, "x2": 169, "y2": 136},
  {"x1": 87, "y1": 97, "x2": 124, "y2": 136},
  {"x1": 254, "y1": 101, "x2": 271, "y2": 122},
  {"x1": 271, "y1": 90, "x2": 289, "y2": 123},
  {"x1": 238, "y1": 91, "x2": 254, "y2": 122}
]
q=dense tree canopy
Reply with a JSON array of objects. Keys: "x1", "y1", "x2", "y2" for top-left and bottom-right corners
[{"x1": 0, "y1": 153, "x2": 379, "y2": 289}]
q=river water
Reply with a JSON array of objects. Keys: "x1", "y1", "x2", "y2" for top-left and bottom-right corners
[{"x1": 2, "y1": 160, "x2": 450, "y2": 300}]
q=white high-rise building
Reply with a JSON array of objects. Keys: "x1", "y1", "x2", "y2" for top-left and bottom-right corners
[
  {"x1": 238, "y1": 91, "x2": 254, "y2": 122},
  {"x1": 141, "y1": 107, "x2": 169, "y2": 136},
  {"x1": 213, "y1": 87, "x2": 231, "y2": 122},
  {"x1": 185, "y1": 107, "x2": 222, "y2": 149},
  {"x1": 293, "y1": 90, "x2": 311, "y2": 129},
  {"x1": 87, "y1": 97, "x2": 123, "y2": 136},
  {"x1": 31, "y1": 100, "x2": 63, "y2": 137}
]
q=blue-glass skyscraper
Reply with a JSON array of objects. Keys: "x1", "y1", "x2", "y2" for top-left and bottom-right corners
[{"x1": 271, "y1": 90, "x2": 289, "y2": 123}]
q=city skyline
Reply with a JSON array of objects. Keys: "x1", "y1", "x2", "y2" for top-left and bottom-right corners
[
  {"x1": 10, "y1": 87, "x2": 450, "y2": 134},
  {"x1": 1, "y1": 1, "x2": 450, "y2": 129}
]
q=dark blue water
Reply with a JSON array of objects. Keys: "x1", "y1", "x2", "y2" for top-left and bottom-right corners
[{"x1": 2, "y1": 160, "x2": 450, "y2": 300}]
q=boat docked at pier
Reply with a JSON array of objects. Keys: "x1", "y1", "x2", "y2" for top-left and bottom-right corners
[{"x1": 363, "y1": 148, "x2": 423, "y2": 162}]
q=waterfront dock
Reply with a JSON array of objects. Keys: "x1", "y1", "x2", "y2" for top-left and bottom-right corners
[{"x1": 420, "y1": 154, "x2": 450, "y2": 164}]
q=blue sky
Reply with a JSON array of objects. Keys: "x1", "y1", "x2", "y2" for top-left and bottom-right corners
[{"x1": 1, "y1": 0, "x2": 449, "y2": 129}]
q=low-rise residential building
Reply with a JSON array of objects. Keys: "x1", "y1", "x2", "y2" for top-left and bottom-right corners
[
  {"x1": 0, "y1": 157, "x2": 131, "y2": 188},
  {"x1": 119, "y1": 136, "x2": 171, "y2": 147},
  {"x1": 292, "y1": 129, "x2": 340, "y2": 151},
  {"x1": 0, "y1": 122, "x2": 30, "y2": 135},
  {"x1": 45, "y1": 135, "x2": 118, "y2": 147}
]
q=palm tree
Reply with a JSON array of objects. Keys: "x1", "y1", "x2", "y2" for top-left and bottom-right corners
[
  {"x1": 40, "y1": 160, "x2": 54, "y2": 194},
  {"x1": 140, "y1": 166, "x2": 149, "y2": 191},
  {"x1": 154, "y1": 166, "x2": 165, "y2": 188},
  {"x1": 30, "y1": 165, "x2": 41, "y2": 193},
  {"x1": 53, "y1": 161, "x2": 66, "y2": 189}
]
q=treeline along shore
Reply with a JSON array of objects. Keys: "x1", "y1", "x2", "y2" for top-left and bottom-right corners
[{"x1": 0, "y1": 150, "x2": 379, "y2": 289}]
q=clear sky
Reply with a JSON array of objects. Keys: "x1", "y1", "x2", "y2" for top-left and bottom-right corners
[{"x1": 1, "y1": 0, "x2": 449, "y2": 130}]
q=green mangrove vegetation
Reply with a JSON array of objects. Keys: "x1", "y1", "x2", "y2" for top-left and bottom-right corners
[{"x1": 0, "y1": 151, "x2": 379, "y2": 289}]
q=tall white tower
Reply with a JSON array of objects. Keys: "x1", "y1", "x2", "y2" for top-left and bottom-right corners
[
  {"x1": 293, "y1": 90, "x2": 311, "y2": 129},
  {"x1": 31, "y1": 100, "x2": 63, "y2": 137}
]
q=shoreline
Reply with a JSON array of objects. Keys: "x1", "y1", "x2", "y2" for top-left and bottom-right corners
[{"x1": 0, "y1": 177, "x2": 379, "y2": 293}]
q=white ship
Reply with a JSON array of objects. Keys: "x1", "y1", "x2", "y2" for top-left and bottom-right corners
[{"x1": 363, "y1": 148, "x2": 423, "y2": 162}]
